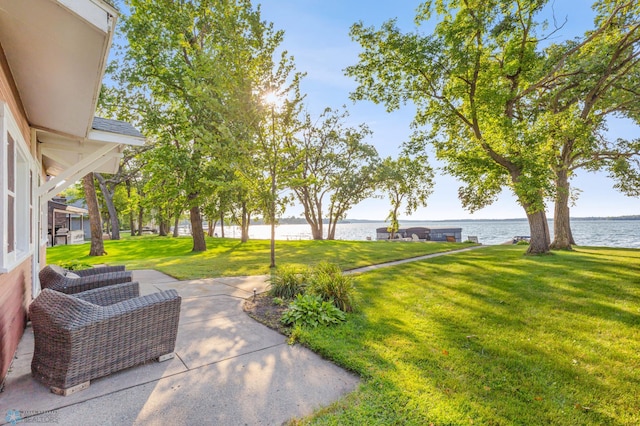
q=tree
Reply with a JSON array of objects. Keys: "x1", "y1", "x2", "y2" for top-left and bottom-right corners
[
  {"x1": 538, "y1": 1, "x2": 640, "y2": 249},
  {"x1": 258, "y1": 79, "x2": 304, "y2": 268},
  {"x1": 92, "y1": 148, "x2": 146, "y2": 240},
  {"x1": 83, "y1": 173, "x2": 106, "y2": 256},
  {"x1": 325, "y1": 131, "x2": 380, "y2": 240},
  {"x1": 348, "y1": 0, "x2": 566, "y2": 254},
  {"x1": 288, "y1": 108, "x2": 380, "y2": 240},
  {"x1": 118, "y1": 0, "x2": 297, "y2": 255},
  {"x1": 377, "y1": 154, "x2": 435, "y2": 239},
  {"x1": 119, "y1": 0, "x2": 265, "y2": 251},
  {"x1": 94, "y1": 173, "x2": 121, "y2": 240}
]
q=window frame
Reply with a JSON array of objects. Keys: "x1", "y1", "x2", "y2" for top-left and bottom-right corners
[{"x1": 1, "y1": 101, "x2": 36, "y2": 273}]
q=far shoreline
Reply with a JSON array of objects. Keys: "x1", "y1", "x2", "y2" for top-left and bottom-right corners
[{"x1": 270, "y1": 215, "x2": 640, "y2": 225}]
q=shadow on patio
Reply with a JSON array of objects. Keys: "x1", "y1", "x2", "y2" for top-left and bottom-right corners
[{"x1": 1, "y1": 271, "x2": 359, "y2": 425}]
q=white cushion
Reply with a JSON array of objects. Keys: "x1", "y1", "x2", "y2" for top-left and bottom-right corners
[
  {"x1": 65, "y1": 272, "x2": 80, "y2": 279},
  {"x1": 49, "y1": 264, "x2": 66, "y2": 275}
]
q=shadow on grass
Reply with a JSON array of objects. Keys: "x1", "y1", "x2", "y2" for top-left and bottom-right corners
[{"x1": 300, "y1": 245, "x2": 640, "y2": 425}]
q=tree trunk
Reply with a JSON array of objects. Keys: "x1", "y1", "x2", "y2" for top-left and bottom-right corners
[
  {"x1": 207, "y1": 216, "x2": 214, "y2": 237},
  {"x1": 307, "y1": 214, "x2": 323, "y2": 240},
  {"x1": 326, "y1": 204, "x2": 345, "y2": 240},
  {"x1": 220, "y1": 211, "x2": 225, "y2": 238},
  {"x1": 388, "y1": 203, "x2": 400, "y2": 239},
  {"x1": 240, "y1": 203, "x2": 250, "y2": 243},
  {"x1": 83, "y1": 173, "x2": 106, "y2": 256},
  {"x1": 95, "y1": 173, "x2": 120, "y2": 240},
  {"x1": 302, "y1": 197, "x2": 323, "y2": 240},
  {"x1": 269, "y1": 172, "x2": 277, "y2": 268},
  {"x1": 327, "y1": 217, "x2": 337, "y2": 240},
  {"x1": 525, "y1": 209, "x2": 551, "y2": 255},
  {"x1": 129, "y1": 210, "x2": 135, "y2": 236},
  {"x1": 189, "y1": 203, "x2": 207, "y2": 251},
  {"x1": 126, "y1": 180, "x2": 136, "y2": 237},
  {"x1": 300, "y1": 194, "x2": 323, "y2": 240},
  {"x1": 137, "y1": 205, "x2": 144, "y2": 236},
  {"x1": 173, "y1": 215, "x2": 180, "y2": 237},
  {"x1": 551, "y1": 168, "x2": 575, "y2": 250},
  {"x1": 158, "y1": 218, "x2": 168, "y2": 236},
  {"x1": 270, "y1": 220, "x2": 276, "y2": 268}
]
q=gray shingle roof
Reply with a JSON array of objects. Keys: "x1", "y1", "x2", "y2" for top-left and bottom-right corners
[{"x1": 92, "y1": 117, "x2": 144, "y2": 139}]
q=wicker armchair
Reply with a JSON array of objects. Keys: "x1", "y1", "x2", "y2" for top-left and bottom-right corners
[
  {"x1": 30, "y1": 282, "x2": 181, "y2": 395},
  {"x1": 39, "y1": 264, "x2": 132, "y2": 294},
  {"x1": 72, "y1": 264, "x2": 126, "y2": 275}
]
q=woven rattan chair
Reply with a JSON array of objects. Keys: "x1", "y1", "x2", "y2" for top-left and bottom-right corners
[
  {"x1": 39, "y1": 264, "x2": 132, "y2": 294},
  {"x1": 30, "y1": 282, "x2": 181, "y2": 395}
]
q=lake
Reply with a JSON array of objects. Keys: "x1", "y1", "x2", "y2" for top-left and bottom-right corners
[{"x1": 210, "y1": 218, "x2": 640, "y2": 248}]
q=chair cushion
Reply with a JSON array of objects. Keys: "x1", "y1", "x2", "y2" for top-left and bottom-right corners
[
  {"x1": 66, "y1": 272, "x2": 80, "y2": 279},
  {"x1": 49, "y1": 264, "x2": 66, "y2": 275}
]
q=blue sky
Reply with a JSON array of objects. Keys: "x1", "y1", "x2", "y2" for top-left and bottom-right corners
[{"x1": 258, "y1": 1, "x2": 640, "y2": 220}]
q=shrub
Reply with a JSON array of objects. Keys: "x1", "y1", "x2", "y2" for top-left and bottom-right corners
[
  {"x1": 307, "y1": 262, "x2": 356, "y2": 312},
  {"x1": 268, "y1": 265, "x2": 308, "y2": 299},
  {"x1": 59, "y1": 260, "x2": 92, "y2": 271},
  {"x1": 281, "y1": 294, "x2": 346, "y2": 328},
  {"x1": 516, "y1": 239, "x2": 530, "y2": 245}
]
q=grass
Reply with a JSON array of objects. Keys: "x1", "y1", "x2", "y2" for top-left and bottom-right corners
[
  {"x1": 45, "y1": 235, "x2": 464, "y2": 279},
  {"x1": 46, "y1": 238, "x2": 640, "y2": 424},
  {"x1": 289, "y1": 245, "x2": 640, "y2": 425}
]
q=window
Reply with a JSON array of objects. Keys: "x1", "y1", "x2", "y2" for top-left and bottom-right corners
[
  {"x1": 7, "y1": 133, "x2": 14, "y2": 254},
  {"x1": 1, "y1": 102, "x2": 34, "y2": 272}
]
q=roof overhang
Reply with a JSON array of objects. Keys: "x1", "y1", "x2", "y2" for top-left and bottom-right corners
[
  {"x1": 37, "y1": 119, "x2": 145, "y2": 202},
  {"x1": 1, "y1": 1, "x2": 147, "y2": 201},
  {"x1": 49, "y1": 201, "x2": 88, "y2": 215},
  {"x1": 38, "y1": 128, "x2": 145, "y2": 177},
  {"x1": 0, "y1": 0, "x2": 118, "y2": 137}
]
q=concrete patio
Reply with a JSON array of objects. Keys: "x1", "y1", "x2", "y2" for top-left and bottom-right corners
[{"x1": 0, "y1": 271, "x2": 359, "y2": 425}]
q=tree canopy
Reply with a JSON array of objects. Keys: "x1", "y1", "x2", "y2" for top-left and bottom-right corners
[
  {"x1": 377, "y1": 154, "x2": 435, "y2": 239},
  {"x1": 115, "y1": 0, "x2": 293, "y2": 252},
  {"x1": 287, "y1": 108, "x2": 380, "y2": 240},
  {"x1": 347, "y1": 0, "x2": 640, "y2": 254}
]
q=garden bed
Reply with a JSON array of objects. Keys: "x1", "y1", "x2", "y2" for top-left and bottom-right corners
[{"x1": 243, "y1": 293, "x2": 290, "y2": 335}]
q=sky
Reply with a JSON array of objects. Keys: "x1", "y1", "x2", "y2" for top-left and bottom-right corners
[{"x1": 256, "y1": 0, "x2": 640, "y2": 221}]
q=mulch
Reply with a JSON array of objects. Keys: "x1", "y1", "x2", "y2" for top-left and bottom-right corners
[{"x1": 243, "y1": 293, "x2": 290, "y2": 335}]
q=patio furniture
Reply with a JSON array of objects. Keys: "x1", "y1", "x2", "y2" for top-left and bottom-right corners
[
  {"x1": 30, "y1": 282, "x2": 181, "y2": 396},
  {"x1": 39, "y1": 264, "x2": 132, "y2": 294}
]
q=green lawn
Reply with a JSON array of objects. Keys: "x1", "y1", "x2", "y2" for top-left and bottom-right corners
[
  {"x1": 46, "y1": 238, "x2": 640, "y2": 424},
  {"x1": 45, "y1": 235, "x2": 463, "y2": 279},
  {"x1": 291, "y1": 245, "x2": 640, "y2": 425}
]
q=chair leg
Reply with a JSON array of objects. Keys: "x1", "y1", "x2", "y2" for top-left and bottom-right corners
[
  {"x1": 157, "y1": 353, "x2": 175, "y2": 362},
  {"x1": 51, "y1": 381, "x2": 90, "y2": 396}
]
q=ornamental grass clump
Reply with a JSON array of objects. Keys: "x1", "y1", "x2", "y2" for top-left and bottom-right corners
[
  {"x1": 307, "y1": 262, "x2": 357, "y2": 312},
  {"x1": 268, "y1": 265, "x2": 308, "y2": 299},
  {"x1": 278, "y1": 262, "x2": 356, "y2": 330}
]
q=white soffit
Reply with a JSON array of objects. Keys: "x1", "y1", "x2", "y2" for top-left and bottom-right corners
[
  {"x1": 39, "y1": 127, "x2": 144, "y2": 176},
  {"x1": 0, "y1": 0, "x2": 116, "y2": 137},
  {"x1": 39, "y1": 132, "x2": 124, "y2": 176}
]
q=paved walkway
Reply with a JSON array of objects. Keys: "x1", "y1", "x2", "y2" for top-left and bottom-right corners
[
  {"x1": 1, "y1": 272, "x2": 359, "y2": 425},
  {"x1": 346, "y1": 244, "x2": 487, "y2": 274}
]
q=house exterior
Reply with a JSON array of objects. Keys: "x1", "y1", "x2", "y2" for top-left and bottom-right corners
[
  {"x1": 47, "y1": 196, "x2": 89, "y2": 246},
  {"x1": 0, "y1": 0, "x2": 144, "y2": 385}
]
